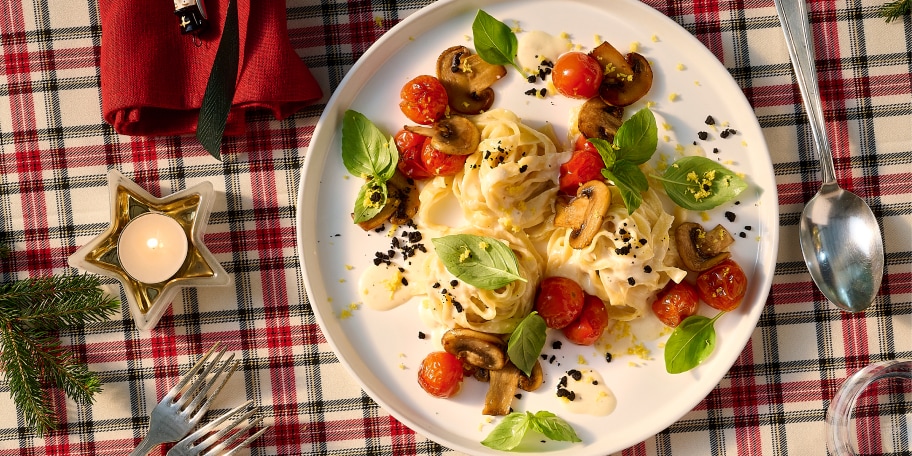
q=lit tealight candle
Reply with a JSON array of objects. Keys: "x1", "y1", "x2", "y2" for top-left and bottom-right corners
[{"x1": 118, "y1": 213, "x2": 189, "y2": 283}]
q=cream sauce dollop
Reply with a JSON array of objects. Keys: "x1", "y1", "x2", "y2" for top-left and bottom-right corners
[
  {"x1": 516, "y1": 30, "x2": 572, "y2": 74},
  {"x1": 557, "y1": 368, "x2": 617, "y2": 416},
  {"x1": 358, "y1": 262, "x2": 419, "y2": 311}
]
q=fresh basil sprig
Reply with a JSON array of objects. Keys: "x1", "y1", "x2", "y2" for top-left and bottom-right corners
[
  {"x1": 481, "y1": 410, "x2": 582, "y2": 450},
  {"x1": 664, "y1": 311, "x2": 725, "y2": 374},
  {"x1": 432, "y1": 234, "x2": 526, "y2": 290},
  {"x1": 589, "y1": 107, "x2": 747, "y2": 213},
  {"x1": 652, "y1": 156, "x2": 747, "y2": 211},
  {"x1": 472, "y1": 10, "x2": 526, "y2": 76},
  {"x1": 590, "y1": 107, "x2": 658, "y2": 214},
  {"x1": 341, "y1": 110, "x2": 398, "y2": 223},
  {"x1": 507, "y1": 312, "x2": 546, "y2": 377}
]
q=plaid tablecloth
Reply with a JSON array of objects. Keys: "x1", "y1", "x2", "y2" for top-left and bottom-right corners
[{"x1": 1, "y1": 0, "x2": 910, "y2": 455}]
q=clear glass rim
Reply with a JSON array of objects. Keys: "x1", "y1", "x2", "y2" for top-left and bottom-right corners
[{"x1": 825, "y1": 359, "x2": 912, "y2": 456}]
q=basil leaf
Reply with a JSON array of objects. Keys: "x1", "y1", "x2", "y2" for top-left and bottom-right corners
[
  {"x1": 657, "y1": 156, "x2": 747, "y2": 211},
  {"x1": 472, "y1": 10, "x2": 524, "y2": 74},
  {"x1": 664, "y1": 312, "x2": 723, "y2": 374},
  {"x1": 507, "y1": 312, "x2": 546, "y2": 377},
  {"x1": 352, "y1": 179, "x2": 387, "y2": 224},
  {"x1": 481, "y1": 411, "x2": 582, "y2": 450},
  {"x1": 431, "y1": 234, "x2": 526, "y2": 290},
  {"x1": 528, "y1": 411, "x2": 582, "y2": 443},
  {"x1": 603, "y1": 160, "x2": 648, "y2": 214},
  {"x1": 589, "y1": 137, "x2": 615, "y2": 169},
  {"x1": 481, "y1": 412, "x2": 531, "y2": 450},
  {"x1": 341, "y1": 109, "x2": 397, "y2": 179},
  {"x1": 614, "y1": 107, "x2": 658, "y2": 165}
]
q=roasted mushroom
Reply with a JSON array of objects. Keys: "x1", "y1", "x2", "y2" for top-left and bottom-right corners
[
  {"x1": 598, "y1": 51, "x2": 653, "y2": 107},
  {"x1": 554, "y1": 180, "x2": 611, "y2": 249},
  {"x1": 388, "y1": 172, "x2": 420, "y2": 225},
  {"x1": 483, "y1": 362, "x2": 521, "y2": 416},
  {"x1": 474, "y1": 360, "x2": 544, "y2": 392},
  {"x1": 404, "y1": 115, "x2": 480, "y2": 155},
  {"x1": 441, "y1": 328, "x2": 507, "y2": 370},
  {"x1": 436, "y1": 45, "x2": 506, "y2": 115},
  {"x1": 517, "y1": 360, "x2": 544, "y2": 392},
  {"x1": 577, "y1": 97, "x2": 624, "y2": 142},
  {"x1": 354, "y1": 171, "x2": 419, "y2": 231},
  {"x1": 675, "y1": 222, "x2": 734, "y2": 272}
]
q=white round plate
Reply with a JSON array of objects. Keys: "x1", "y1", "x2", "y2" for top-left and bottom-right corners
[{"x1": 296, "y1": 0, "x2": 778, "y2": 454}]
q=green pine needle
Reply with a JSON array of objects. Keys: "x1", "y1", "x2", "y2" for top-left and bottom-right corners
[
  {"x1": 0, "y1": 274, "x2": 119, "y2": 436},
  {"x1": 881, "y1": 0, "x2": 912, "y2": 22}
]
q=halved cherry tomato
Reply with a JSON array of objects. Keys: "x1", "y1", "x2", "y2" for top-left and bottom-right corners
[
  {"x1": 417, "y1": 351, "x2": 464, "y2": 398},
  {"x1": 559, "y1": 146, "x2": 605, "y2": 195},
  {"x1": 395, "y1": 129, "x2": 432, "y2": 179},
  {"x1": 399, "y1": 75, "x2": 448, "y2": 125},
  {"x1": 552, "y1": 52, "x2": 604, "y2": 99},
  {"x1": 534, "y1": 276, "x2": 585, "y2": 329},
  {"x1": 420, "y1": 137, "x2": 467, "y2": 177},
  {"x1": 574, "y1": 135, "x2": 599, "y2": 154},
  {"x1": 562, "y1": 294, "x2": 609, "y2": 345},
  {"x1": 696, "y1": 259, "x2": 748, "y2": 312},
  {"x1": 651, "y1": 280, "x2": 699, "y2": 327}
]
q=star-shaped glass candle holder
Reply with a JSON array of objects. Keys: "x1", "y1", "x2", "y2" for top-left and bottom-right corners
[{"x1": 68, "y1": 170, "x2": 229, "y2": 330}]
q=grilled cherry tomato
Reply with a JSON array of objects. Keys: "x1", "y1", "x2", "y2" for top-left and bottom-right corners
[
  {"x1": 562, "y1": 294, "x2": 609, "y2": 345},
  {"x1": 552, "y1": 52, "x2": 603, "y2": 99},
  {"x1": 395, "y1": 129, "x2": 432, "y2": 179},
  {"x1": 651, "y1": 280, "x2": 699, "y2": 327},
  {"x1": 417, "y1": 351, "x2": 464, "y2": 398},
  {"x1": 696, "y1": 259, "x2": 748, "y2": 312},
  {"x1": 420, "y1": 137, "x2": 467, "y2": 177},
  {"x1": 559, "y1": 142, "x2": 605, "y2": 195},
  {"x1": 399, "y1": 75, "x2": 448, "y2": 125},
  {"x1": 534, "y1": 276, "x2": 585, "y2": 329}
]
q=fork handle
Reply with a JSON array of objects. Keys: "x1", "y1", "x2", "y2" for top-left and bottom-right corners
[{"x1": 129, "y1": 436, "x2": 161, "y2": 456}]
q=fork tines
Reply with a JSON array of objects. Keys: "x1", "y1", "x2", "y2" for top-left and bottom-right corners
[{"x1": 167, "y1": 400, "x2": 270, "y2": 456}]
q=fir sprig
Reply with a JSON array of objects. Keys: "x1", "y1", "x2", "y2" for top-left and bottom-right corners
[
  {"x1": 0, "y1": 274, "x2": 119, "y2": 436},
  {"x1": 881, "y1": 0, "x2": 911, "y2": 22}
]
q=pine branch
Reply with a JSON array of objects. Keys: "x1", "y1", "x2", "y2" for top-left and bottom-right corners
[
  {"x1": 0, "y1": 273, "x2": 120, "y2": 436},
  {"x1": 881, "y1": 0, "x2": 912, "y2": 22},
  {"x1": 0, "y1": 325, "x2": 56, "y2": 434},
  {"x1": 0, "y1": 275, "x2": 119, "y2": 329}
]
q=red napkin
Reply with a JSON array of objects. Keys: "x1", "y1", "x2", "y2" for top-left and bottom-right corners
[{"x1": 99, "y1": 0, "x2": 322, "y2": 137}]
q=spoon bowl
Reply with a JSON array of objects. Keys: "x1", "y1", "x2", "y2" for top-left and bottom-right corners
[
  {"x1": 775, "y1": 0, "x2": 885, "y2": 312},
  {"x1": 799, "y1": 182, "x2": 884, "y2": 312}
]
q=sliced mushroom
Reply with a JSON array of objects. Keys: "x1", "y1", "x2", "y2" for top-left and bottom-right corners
[
  {"x1": 353, "y1": 171, "x2": 418, "y2": 231},
  {"x1": 577, "y1": 97, "x2": 624, "y2": 142},
  {"x1": 354, "y1": 194, "x2": 397, "y2": 231},
  {"x1": 675, "y1": 222, "x2": 733, "y2": 272},
  {"x1": 388, "y1": 172, "x2": 419, "y2": 225},
  {"x1": 473, "y1": 359, "x2": 543, "y2": 392},
  {"x1": 405, "y1": 115, "x2": 480, "y2": 155},
  {"x1": 590, "y1": 41, "x2": 633, "y2": 75},
  {"x1": 482, "y1": 361, "x2": 521, "y2": 416},
  {"x1": 436, "y1": 45, "x2": 505, "y2": 115},
  {"x1": 441, "y1": 328, "x2": 507, "y2": 370},
  {"x1": 598, "y1": 52, "x2": 653, "y2": 107},
  {"x1": 517, "y1": 360, "x2": 543, "y2": 392},
  {"x1": 554, "y1": 180, "x2": 611, "y2": 249},
  {"x1": 696, "y1": 224, "x2": 735, "y2": 257}
]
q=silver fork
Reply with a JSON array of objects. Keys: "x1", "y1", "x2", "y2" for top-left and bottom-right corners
[
  {"x1": 130, "y1": 343, "x2": 239, "y2": 456},
  {"x1": 166, "y1": 401, "x2": 269, "y2": 455}
]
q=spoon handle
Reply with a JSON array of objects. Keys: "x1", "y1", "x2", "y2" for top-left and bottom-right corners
[{"x1": 773, "y1": 0, "x2": 837, "y2": 186}]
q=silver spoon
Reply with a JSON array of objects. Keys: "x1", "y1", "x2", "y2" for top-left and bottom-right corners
[{"x1": 773, "y1": 0, "x2": 884, "y2": 312}]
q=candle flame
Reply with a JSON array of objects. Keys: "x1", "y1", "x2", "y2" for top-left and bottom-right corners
[{"x1": 147, "y1": 237, "x2": 160, "y2": 249}]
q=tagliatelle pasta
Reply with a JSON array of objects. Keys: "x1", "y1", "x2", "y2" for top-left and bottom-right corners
[
  {"x1": 407, "y1": 108, "x2": 683, "y2": 334},
  {"x1": 546, "y1": 186, "x2": 686, "y2": 321},
  {"x1": 356, "y1": 105, "x2": 683, "y2": 335}
]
